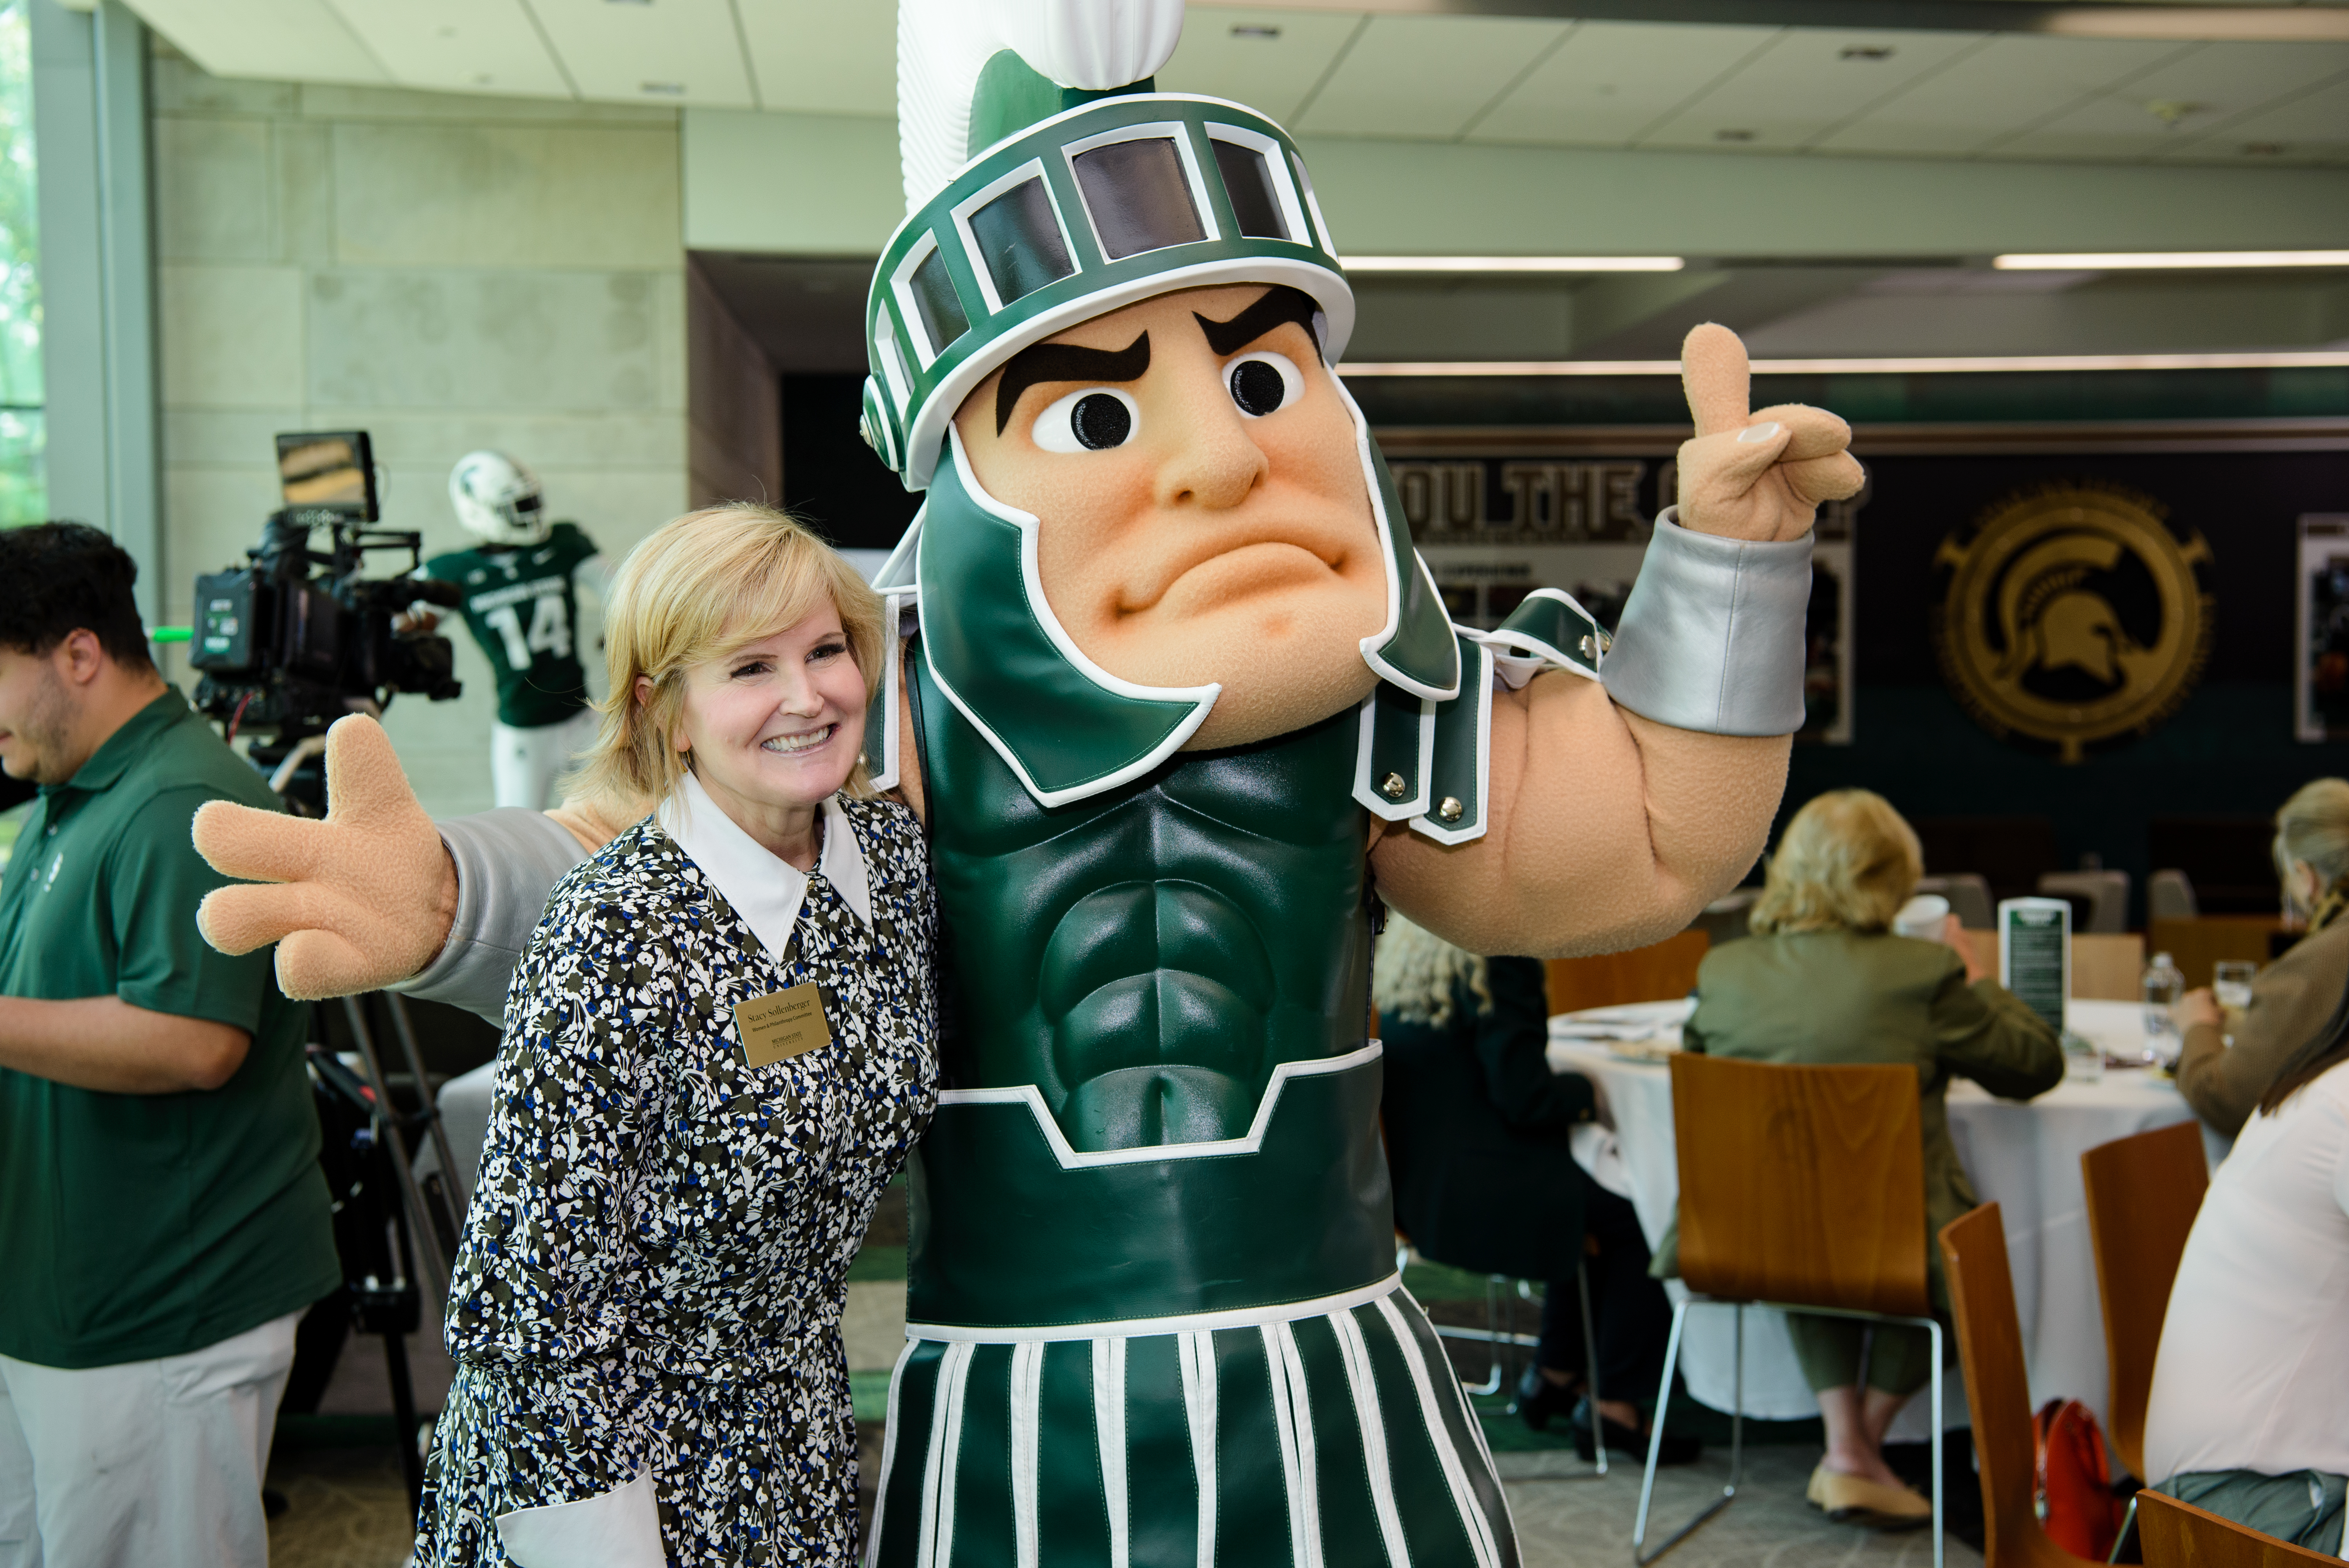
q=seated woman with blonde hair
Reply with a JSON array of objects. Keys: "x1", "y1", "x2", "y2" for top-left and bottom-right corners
[
  {"x1": 1658, "y1": 788, "x2": 2062, "y2": 1529},
  {"x1": 413, "y1": 506, "x2": 938, "y2": 1566}
]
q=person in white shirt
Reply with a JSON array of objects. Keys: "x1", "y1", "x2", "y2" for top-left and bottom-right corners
[{"x1": 2141, "y1": 1001, "x2": 2349, "y2": 1556}]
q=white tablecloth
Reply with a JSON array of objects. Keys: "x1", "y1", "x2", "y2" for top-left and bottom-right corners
[{"x1": 1549, "y1": 998, "x2": 2231, "y2": 1439}]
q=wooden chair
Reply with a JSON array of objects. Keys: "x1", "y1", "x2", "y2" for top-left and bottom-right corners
[
  {"x1": 2147, "y1": 918, "x2": 2283, "y2": 990},
  {"x1": 1633, "y1": 1055, "x2": 1948, "y2": 1567},
  {"x1": 1953, "y1": 931, "x2": 2144, "y2": 1002},
  {"x1": 2135, "y1": 1489, "x2": 2342, "y2": 1567},
  {"x1": 1545, "y1": 928, "x2": 1709, "y2": 1016},
  {"x1": 1940, "y1": 1203, "x2": 2105, "y2": 1568},
  {"x1": 2073, "y1": 934, "x2": 2149, "y2": 1003},
  {"x1": 2081, "y1": 1123, "x2": 2209, "y2": 1485}
]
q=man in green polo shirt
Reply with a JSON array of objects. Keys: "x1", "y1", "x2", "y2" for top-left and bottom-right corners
[{"x1": 0, "y1": 523, "x2": 339, "y2": 1568}]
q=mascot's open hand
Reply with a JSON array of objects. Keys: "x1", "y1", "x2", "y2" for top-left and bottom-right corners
[
  {"x1": 192, "y1": 714, "x2": 457, "y2": 1000},
  {"x1": 1675, "y1": 322, "x2": 1864, "y2": 543}
]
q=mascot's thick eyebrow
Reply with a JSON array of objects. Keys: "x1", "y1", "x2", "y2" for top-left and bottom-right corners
[
  {"x1": 1194, "y1": 285, "x2": 1322, "y2": 359},
  {"x1": 994, "y1": 331, "x2": 1150, "y2": 434}
]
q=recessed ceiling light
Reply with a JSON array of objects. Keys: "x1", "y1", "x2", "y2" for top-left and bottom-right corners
[
  {"x1": 640, "y1": 82, "x2": 685, "y2": 96},
  {"x1": 1994, "y1": 250, "x2": 2349, "y2": 269},
  {"x1": 1230, "y1": 24, "x2": 1280, "y2": 39},
  {"x1": 1343, "y1": 255, "x2": 1684, "y2": 274},
  {"x1": 1839, "y1": 45, "x2": 1895, "y2": 60},
  {"x1": 1338, "y1": 350, "x2": 2349, "y2": 377},
  {"x1": 1715, "y1": 128, "x2": 1755, "y2": 142}
]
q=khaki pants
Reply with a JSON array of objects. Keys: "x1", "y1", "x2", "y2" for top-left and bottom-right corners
[
  {"x1": 0, "y1": 1310, "x2": 301, "y2": 1568},
  {"x1": 1786, "y1": 1312, "x2": 1948, "y2": 1397}
]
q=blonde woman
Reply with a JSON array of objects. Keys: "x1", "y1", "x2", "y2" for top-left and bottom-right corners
[
  {"x1": 1664, "y1": 789, "x2": 2061, "y2": 1528},
  {"x1": 2174, "y1": 779, "x2": 2349, "y2": 1137},
  {"x1": 1374, "y1": 916, "x2": 1691, "y2": 1465},
  {"x1": 413, "y1": 507, "x2": 937, "y2": 1567}
]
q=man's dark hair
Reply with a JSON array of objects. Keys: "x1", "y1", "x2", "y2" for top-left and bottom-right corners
[{"x1": 0, "y1": 521, "x2": 154, "y2": 669}]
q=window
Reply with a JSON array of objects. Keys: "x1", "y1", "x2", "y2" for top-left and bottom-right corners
[{"x1": 0, "y1": 0, "x2": 38, "y2": 527}]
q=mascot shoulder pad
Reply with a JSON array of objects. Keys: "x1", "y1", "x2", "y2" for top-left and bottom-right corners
[{"x1": 1350, "y1": 592, "x2": 1611, "y2": 846}]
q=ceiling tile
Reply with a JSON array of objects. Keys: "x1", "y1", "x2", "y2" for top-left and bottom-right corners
[
  {"x1": 2161, "y1": 73, "x2": 2349, "y2": 163},
  {"x1": 1812, "y1": 34, "x2": 2191, "y2": 157},
  {"x1": 1157, "y1": 7, "x2": 1364, "y2": 127},
  {"x1": 1994, "y1": 41, "x2": 2349, "y2": 160},
  {"x1": 1469, "y1": 20, "x2": 1781, "y2": 149},
  {"x1": 1295, "y1": 15, "x2": 1572, "y2": 141},
  {"x1": 1637, "y1": 27, "x2": 1991, "y2": 153},
  {"x1": 735, "y1": 0, "x2": 894, "y2": 118},
  {"x1": 128, "y1": 0, "x2": 390, "y2": 86},
  {"x1": 524, "y1": 0, "x2": 754, "y2": 109},
  {"x1": 323, "y1": 0, "x2": 571, "y2": 99}
]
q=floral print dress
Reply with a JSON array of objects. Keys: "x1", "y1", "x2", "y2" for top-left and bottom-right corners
[{"x1": 414, "y1": 791, "x2": 938, "y2": 1566}]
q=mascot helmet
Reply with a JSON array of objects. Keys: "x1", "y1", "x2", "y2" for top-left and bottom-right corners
[
  {"x1": 862, "y1": 0, "x2": 1458, "y2": 807},
  {"x1": 448, "y1": 450, "x2": 549, "y2": 548}
]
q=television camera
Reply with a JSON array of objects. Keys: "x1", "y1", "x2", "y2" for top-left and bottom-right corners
[{"x1": 189, "y1": 431, "x2": 463, "y2": 811}]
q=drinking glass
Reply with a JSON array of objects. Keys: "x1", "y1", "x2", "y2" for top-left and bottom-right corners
[{"x1": 2213, "y1": 961, "x2": 2257, "y2": 1013}]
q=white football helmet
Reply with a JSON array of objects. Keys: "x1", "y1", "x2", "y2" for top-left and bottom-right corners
[{"x1": 449, "y1": 450, "x2": 549, "y2": 547}]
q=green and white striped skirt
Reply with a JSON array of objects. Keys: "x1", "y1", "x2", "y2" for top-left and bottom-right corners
[{"x1": 865, "y1": 1279, "x2": 1519, "y2": 1568}]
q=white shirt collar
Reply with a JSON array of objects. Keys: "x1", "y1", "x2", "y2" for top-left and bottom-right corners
[{"x1": 656, "y1": 772, "x2": 872, "y2": 961}]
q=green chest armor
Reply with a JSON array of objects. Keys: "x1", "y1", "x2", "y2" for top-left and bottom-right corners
[{"x1": 905, "y1": 646, "x2": 1395, "y2": 1331}]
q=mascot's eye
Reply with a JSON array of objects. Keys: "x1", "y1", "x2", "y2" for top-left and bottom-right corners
[
  {"x1": 1033, "y1": 388, "x2": 1139, "y2": 454},
  {"x1": 1226, "y1": 352, "x2": 1303, "y2": 419}
]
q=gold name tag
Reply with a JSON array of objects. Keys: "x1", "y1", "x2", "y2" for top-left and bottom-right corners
[{"x1": 734, "y1": 983, "x2": 832, "y2": 1067}]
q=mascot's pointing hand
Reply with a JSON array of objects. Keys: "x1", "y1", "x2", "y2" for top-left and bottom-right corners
[
  {"x1": 192, "y1": 714, "x2": 456, "y2": 1000},
  {"x1": 1675, "y1": 321, "x2": 1864, "y2": 543}
]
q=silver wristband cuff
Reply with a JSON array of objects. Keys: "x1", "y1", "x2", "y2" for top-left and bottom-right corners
[
  {"x1": 1600, "y1": 508, "x2": 1813, "y2": 737},
  {"x1": 387, "y1": 807, "x2": 588, "y2": 1023}
]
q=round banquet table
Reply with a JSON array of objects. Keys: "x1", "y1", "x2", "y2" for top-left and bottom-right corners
[{"x1": 1547, "y1": 997, "x2": 2233, "y2": 1441}]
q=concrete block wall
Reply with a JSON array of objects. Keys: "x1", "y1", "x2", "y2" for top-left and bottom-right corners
[{"x1": 150, "y1": 45, "x2": 688, "y2": 818}]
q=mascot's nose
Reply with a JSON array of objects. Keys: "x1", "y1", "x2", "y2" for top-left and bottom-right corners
[{"x1": 1155, "y1": 392, "x2": 1268, "y2": 513}]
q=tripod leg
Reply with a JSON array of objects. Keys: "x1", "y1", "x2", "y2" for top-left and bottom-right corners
[
  {"x1": 382, "y1": 1323, "x2": 424, "y2": 1515},
  {"x1": 340, "y1": 996, "x2": 452, "y2": 1298},
  {"x1": 383, "y1": 991, "x2": 471, "y2": 1224}
]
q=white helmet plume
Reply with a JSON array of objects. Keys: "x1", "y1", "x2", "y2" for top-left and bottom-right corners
[{"x1": 896, "y1": 0, "x2": 1186, "y2": 212}]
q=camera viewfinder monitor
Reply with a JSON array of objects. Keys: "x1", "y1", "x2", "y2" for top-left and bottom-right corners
[{"x1": 276, "y1": 431, "x2": 378, "y2": 526}]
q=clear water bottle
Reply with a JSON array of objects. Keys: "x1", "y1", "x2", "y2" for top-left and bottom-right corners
[{"x1": 2141, "y1": 951, "x2": 2185, "y2": 1065}]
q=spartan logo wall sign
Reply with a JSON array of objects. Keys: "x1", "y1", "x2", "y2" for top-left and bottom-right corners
[{"x1": 1934, "y1": 483, "x2": 2213, "y2": 764}]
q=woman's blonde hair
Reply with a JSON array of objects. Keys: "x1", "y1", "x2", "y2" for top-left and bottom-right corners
[
  {"x1": 1372, "y1": 912, "x2": 1491, "y2": 1029},
  {"x1": 1748, "y1": 789, "x2": 1924, "y2": 936},
  {"x1": 2275, "y1": 779, "x2": 2349, "y2": 908},
  {"x1": 568, "y1": 504, "x2": 886, "y2": 823}
]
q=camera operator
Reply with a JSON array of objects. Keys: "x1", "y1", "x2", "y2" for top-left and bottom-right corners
[{"x1": 0, "y1": 523, "x2": 339, "y2": 1568}]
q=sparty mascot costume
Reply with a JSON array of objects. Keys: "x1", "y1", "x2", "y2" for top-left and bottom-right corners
[{"x1": 192, "y1": 1, "x2": 1862, "y2": 1562}]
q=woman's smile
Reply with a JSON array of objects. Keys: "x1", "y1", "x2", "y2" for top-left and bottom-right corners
[{"x1": 760, "y1": 722, "x2": 839, "y2": 757}]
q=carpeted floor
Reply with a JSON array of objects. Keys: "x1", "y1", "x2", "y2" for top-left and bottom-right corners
[
  {"x1": 265, "y1": 1200, "x2": 1980, "y2": 1567},
  {"x1": 264, "y1": 1433, "x2": 1981, "y2": 1568}
]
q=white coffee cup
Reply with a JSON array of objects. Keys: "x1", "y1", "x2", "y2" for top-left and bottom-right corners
[{"x1": 1893, "y1": 893, "x2": 1952, "y2": 941}]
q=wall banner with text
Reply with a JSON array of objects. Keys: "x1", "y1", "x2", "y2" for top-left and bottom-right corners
[{"x1": 1381, "y1": 444, "x2": 1862, "y2": 743}]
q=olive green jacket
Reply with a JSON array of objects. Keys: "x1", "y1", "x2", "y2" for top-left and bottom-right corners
[
  {"x1": 2178, "y1": 919, "x2": 2349, "y2": 1139},
  {"x1": 1651, "y1": 928, "x2": 2065, "y2": 1294}
]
